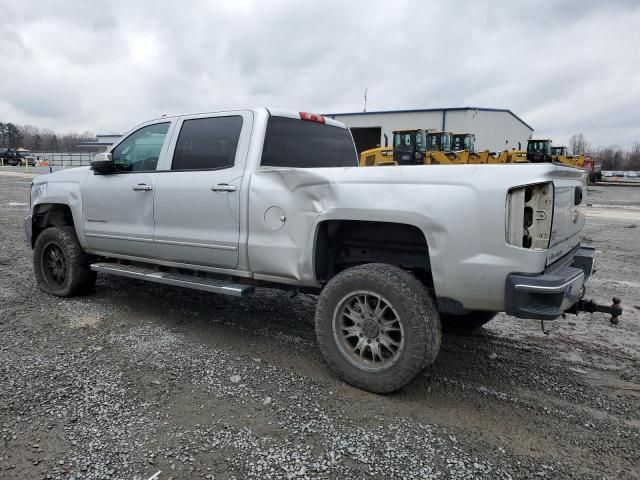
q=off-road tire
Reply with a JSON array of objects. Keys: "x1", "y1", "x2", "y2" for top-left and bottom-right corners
[
  {"x1": 33, "y1": 226, "x2": 96, "y2": 297},
  {"x1": 315, "y1": 263, "x2": 441, "y2": 393},
  {"x1": 441, "y1": 311, "x2": 498, "y2": 333}
]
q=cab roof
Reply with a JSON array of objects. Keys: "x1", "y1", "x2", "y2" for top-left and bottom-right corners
[{"x1": 145, "y1": 107, "x2": 348, "y2": 129}]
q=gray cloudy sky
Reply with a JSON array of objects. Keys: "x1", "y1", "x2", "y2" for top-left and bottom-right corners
[{"x1": 1, "y1": 0, "x2": 639, "y2": 148}]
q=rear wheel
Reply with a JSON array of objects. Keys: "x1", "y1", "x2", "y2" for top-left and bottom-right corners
[
  {"x1": 315, "y1": 263, "x2": 441, "y2": 393},
  {"x1": 441, "y1": 311, "x2": 497, "y2": 333},
  {"x1": 33, "y1": 226, "x2": 96, "y2": 297}
]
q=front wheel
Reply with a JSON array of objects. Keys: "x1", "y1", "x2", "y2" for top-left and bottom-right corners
[
  {"x1": 315, "y1": 263, "x2": 441, "y2": 393},
  {"x1": 33, "y1": 226, "x2": 97, "y2": 297}
]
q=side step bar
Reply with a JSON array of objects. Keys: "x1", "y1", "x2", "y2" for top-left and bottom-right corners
[{"x1": 90, "y1": 262, "x2": 254, "y2": 297}]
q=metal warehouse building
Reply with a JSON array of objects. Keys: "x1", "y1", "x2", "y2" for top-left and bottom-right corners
[{"x1": 326, "y1": 107, "x2": 534, "y2": 155}]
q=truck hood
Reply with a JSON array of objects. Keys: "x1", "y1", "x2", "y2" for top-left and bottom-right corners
[{"x1": 33, "y1": 166, "x2": 92, "y2": 185}]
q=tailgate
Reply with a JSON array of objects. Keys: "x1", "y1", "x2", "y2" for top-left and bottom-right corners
[{"x1": 547, "y1": 165, "x2": 587, "y2": 265}]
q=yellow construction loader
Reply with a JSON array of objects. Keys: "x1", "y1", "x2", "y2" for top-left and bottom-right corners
[
  {"x1": 359, "y1": 134, "x2": 587, "y2": 169},
  {"x1": 358, "y1": 129, "x2": 424, "y2": 167},
  {"x1": 552, "y1": 146, "x2": 585, "y2": 168},
  {"x1": 505, "y1": 148, "x2": 528, "y2": 163},
  {"x1": 359, "y1": 129, "x2": 528, "y2": 167},
  {"x1": 392, "y1": 129, "x2": 480, "y2": 165},
  {"x1": 359, "y1": 129, "x2": 491, "y2": 166},
  {"x1": 527, "y1": 139, "x2": 585, "y2": 167},
  {"x1": 359, "y1": 146, "x2": 394, "y2": 166},
  {"x1": 359, "y1": 129, "x2": 449, "y2": 166},
  {"x1": 527, "y1": 138, "x2": 554, "y2": 162},
  {"x1": 427, "y1": 132, "x2": 528, "y2": 164}
]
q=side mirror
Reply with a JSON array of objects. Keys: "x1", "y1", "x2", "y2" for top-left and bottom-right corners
[{"x1": 91, "y1": 152, "x2": 114, "y2": 174}]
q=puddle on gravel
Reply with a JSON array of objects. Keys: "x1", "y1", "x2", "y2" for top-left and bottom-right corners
[{"x1": 580, "y1": 370, "x2": 640, "y2": 399}]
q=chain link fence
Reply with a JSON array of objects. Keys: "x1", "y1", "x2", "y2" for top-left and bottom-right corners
[{"x1": 31, "y1": 152, "x2": 94, "y2": 168}]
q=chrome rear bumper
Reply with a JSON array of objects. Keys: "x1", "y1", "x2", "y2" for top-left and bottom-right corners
[{"x1": 505, "y1": 247, "x2": 596, "y2": 320}]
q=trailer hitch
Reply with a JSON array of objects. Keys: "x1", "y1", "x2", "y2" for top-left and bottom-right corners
[{"x1": 568, "y1": 297, "x2": 623, "y2": 325}]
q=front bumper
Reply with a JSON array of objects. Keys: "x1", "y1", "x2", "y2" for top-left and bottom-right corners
[{"x1": 505, "y1": 247, "x2": 596, "y2": 320}]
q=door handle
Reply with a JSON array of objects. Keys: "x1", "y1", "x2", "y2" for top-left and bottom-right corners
[
  {"x1": 211, "y1": 184, "x2": 237, "y2": 192},
  {"x1": 132, "y1": 184, "x2": 153, "y2": 191}
]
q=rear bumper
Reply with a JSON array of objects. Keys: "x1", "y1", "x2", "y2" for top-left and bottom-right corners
[{"x1": 505, "y1": 247, "x2": 596, "y2": 320}]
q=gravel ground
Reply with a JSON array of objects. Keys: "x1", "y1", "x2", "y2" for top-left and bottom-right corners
[{"x1": 0, "y1": 174, "x2": 639, "y2": 479}]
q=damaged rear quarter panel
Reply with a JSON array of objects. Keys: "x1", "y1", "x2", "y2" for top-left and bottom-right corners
[
  {"x1": 247, "y1": 166, "x2": 466, "y2": 290},
  {"x1": 247, "y1": 164, "x2": 557, "y2": 311}
]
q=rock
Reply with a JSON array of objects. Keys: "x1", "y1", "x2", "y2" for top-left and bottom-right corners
[
  {"x1": 230, "y1": 375, "x2": 241, "y2": 383},
  {"x1": 263, "y1": 397, "x2": 272, "y2": 406}
]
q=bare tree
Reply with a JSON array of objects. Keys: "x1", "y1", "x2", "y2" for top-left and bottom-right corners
[
  {"x1": 569, "y1": 133, "x2": 591, "y2": 155},
  {"x1": 628, "y1": 142, "x2": 640, "y2": 170},
  {"x1": 10, "y1": 124, "x2": 95, "y2": 152},
  {"x1": 592, "y1": 145, "x2": 626, "y2": 170},
  {"x1": 48, "y1": 134, "x2": 59, "y2": 152}
]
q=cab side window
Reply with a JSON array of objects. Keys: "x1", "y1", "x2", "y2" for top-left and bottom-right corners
[
  {"x1": 171, "y1": 116, "x2": 243, "y2": 171},
  {"x1": 111, "y1": 122, "x2": 170, "y2": 172}
]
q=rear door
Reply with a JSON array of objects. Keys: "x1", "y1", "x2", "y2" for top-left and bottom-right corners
[{"x1": 153, "y1": 111, "x2": 252, "y2": 268}]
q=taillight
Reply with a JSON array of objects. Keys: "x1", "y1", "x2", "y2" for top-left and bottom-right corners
[
  {"x1": 506, "y1": 182, "x2": 553, "y2": 249},
  {"x1": 299, "y1": 112, "x2": 325, "y2": 124}
]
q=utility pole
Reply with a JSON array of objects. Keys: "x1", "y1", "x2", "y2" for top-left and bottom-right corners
[{"x1": 363, "y1": 88, "x2": 368, "y2": 112}]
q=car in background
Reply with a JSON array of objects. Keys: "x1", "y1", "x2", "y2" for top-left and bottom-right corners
[{"x1": 0, "y1": 148, "x2": 36, "y2": 166}]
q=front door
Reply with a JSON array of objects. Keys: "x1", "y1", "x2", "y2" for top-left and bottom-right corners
[
  {"x1": 82, "y1": 121, "x2": 174, "y2": 258},
  {"x1": 153, "y1": 111, "x2": 252, "y2": 268}
]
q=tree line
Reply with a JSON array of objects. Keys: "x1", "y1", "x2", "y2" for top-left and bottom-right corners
[
  {"x1": 0, "y1": 122, "x2": 94, "y2": 153},
  {"x1": 569, "y1": 133, "x2": 640, "y2": 171}
]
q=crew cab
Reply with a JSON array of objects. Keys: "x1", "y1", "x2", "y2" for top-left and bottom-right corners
[{"x1": 25, "y1": 108, "x2": 600, "y2": 393}]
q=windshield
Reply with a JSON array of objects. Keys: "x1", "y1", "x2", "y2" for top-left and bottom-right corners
[
  {"x1": 451, "y1": 135, "x2": 474, "y2": 152},
  {"x1": 424, "y1": 133, "x2": 451, "y2": 151},
  {"x1": 528, "y1": 140, "x2": 551, "y2": 154},
  {"x1": 394, "y1": 132, "x2": 414, "y2": 150},
  {"x1": 425, "y1": 134, "x2": 440, "y2": 151},
  {"x1": 551, "y1": 147, "x2": 566, "y2": 156},
  {"x1": 414, "y1": 130, "x2": 426, "y2": 151},
  {"x1": 440, "y1": 133, "x2": 451, "y2": 152}
]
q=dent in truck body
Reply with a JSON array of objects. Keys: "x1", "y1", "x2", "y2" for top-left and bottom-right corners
[{"x1": 246, "y1": 164, "x2": 569, "y2": 312}]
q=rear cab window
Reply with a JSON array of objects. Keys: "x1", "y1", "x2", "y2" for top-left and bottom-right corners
[{"x1": 261, "y1": 116, "x2": 357, "y2": 168}]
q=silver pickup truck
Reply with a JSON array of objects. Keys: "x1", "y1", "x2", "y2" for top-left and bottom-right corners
[{"x1": 25, "y1": 108, "x2": 605, "y2": 393}]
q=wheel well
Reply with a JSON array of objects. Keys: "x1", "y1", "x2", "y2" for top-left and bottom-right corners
[
  {"x1": 314, "y1": 220, "x2": 432, "y2": 286},
  {"x1": 31, "y1": 203, "x2": 75, "y2": 247}
]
